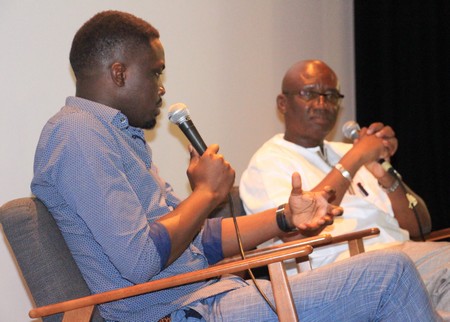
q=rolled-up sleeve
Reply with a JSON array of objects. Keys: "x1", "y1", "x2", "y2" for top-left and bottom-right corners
[
  {"x1": 201, "y1": 218, "x2": 224, "y2": 265},
  {"x1": 149, "y1": 221, "x2": 171, "y2": 269}
]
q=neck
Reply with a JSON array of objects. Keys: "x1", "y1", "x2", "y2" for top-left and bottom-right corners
[{"x1": 75, "y1": 85, "x2": 117, "y2": 110}]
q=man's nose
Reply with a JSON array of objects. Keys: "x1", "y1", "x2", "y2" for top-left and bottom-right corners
[{"x1": 312, "y1": 94, "x2": 327, "y2": 108}]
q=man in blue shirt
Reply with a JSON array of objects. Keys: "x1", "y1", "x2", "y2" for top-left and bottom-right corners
[{"x1": 31, "y1": 10, "x2": 439, "y2": 322}]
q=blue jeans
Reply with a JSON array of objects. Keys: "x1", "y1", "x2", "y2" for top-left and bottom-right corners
[{"x1": 171, "y1": 250, "x2": 440, "y2": 321}]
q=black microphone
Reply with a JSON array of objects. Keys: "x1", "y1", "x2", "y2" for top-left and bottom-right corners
[
  {"x1": 168, "y1": 103, "x2": 207, "y2": 155},
  {"x1": 342, "y1": 121, "x2": 401, "y2": 178}
]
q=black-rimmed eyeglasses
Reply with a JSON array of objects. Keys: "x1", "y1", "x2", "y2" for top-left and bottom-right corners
[{"x1": 283, "y1": 89, "x2": 344, "y2": 105}]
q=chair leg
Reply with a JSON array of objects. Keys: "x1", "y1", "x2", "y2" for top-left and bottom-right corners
[
  {"x1": 62, "y1": 305, "x2": 95, "y2": 322},
  {"x1": 296, "y1": 256, "x2": 312, "y2": 272},
  {"x1": 347, "y1": 239, "x2": 365, "y2": 256},
  {"x1": 268, "y1": 261, "x2": 299, "y2": 322}
]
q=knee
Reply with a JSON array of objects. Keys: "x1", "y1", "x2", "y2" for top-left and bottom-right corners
[
  {"x1": 380, "y1": 249, "x2": 414, "y2": 267},
  {"x1": 371, "y1": 249, "x2": 417, "y2": 277}
]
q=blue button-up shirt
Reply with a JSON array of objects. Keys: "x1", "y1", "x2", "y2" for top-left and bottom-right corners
[{"x1": 31, "y1": 97, "x2": 244, "y2": 321}]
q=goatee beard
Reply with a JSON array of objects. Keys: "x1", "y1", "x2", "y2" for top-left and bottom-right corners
[{"x1": 142, "y1": 119, "x2": 157, "y2": 130}]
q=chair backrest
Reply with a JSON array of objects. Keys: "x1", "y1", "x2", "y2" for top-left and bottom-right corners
[{"x1": 0, "y1": 197, "x2": 103, "y2": 322}]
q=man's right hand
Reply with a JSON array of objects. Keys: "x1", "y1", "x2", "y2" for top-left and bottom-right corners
[
  {"x1": 353, "y1": 123, "x2": 398, "y2": 179},
  {"x1": 187, "y1": 144, "x2": 235, "y2": 206},
  {"x1": 286, "y1": 172, "x2": 343, "y2": 232}
]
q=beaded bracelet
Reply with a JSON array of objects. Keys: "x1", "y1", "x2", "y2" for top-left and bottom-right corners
[{"x1": 379, "y1": 179, "x2": 400, "y2": 194}]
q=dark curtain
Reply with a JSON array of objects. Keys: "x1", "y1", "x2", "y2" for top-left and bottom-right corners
[{"x1": 354, "y1": 1, "x2": 450, "y2": 231}]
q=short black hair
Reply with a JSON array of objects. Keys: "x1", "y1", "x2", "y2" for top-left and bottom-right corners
[{"x1": 69, "y1": 10, "x2": 160, "y2": 79}]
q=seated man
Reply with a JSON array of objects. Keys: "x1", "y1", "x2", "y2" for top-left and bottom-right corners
[
  {"x1": 31, "y1": 12, "x2": 439, "y2": 321},
  {"x1": 240, "y1": 59, "x2": 450, "y2": 319}
]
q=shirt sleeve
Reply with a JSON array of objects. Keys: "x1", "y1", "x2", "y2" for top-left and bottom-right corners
[
  {"x1": 201, "y1": 218, "x2": 224, "y2": 265},
  {"x1": 149, "y1": 222, "x2": 171, "y2": 269}
]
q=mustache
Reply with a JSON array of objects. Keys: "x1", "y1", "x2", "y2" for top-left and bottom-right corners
[{"x1": 307, "y1": 106, "x2": 334, "y2": 120}]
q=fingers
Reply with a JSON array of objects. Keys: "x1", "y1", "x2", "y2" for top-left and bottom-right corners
[
  {"x1": 291, "y1": 172, "x2": 303, "y2": 196},
  {"x1": 364, "y1": 123, "x2": 396, "y2": 140},
  {"x1": 288, "y1": 185, "x2": 342, "y2": 232},
  {"x1": 190, "y1": 143, "x2": 222, "y2": 163},
  {"x1": 375, "y1": 125, "x2": 395, "y2": 139},
  {"x1": 188, "y1": 144, "x2": 199, "y2": 158},
  {"x1": 329, "y1": 204, "x2": 344, "y2": 216},
  {"x1": 365, "y1": 122, "x2": 396, "y2": 140},
  {"x1": 204, "y1": 143, "x2": 220, "y2": 155},
  {"x1": 296, "y1": 213, "x2": 338, "y2": 231},
  {"x1": 320, "y1": 185, "x2": 336, "y2": 201},
  {"x1": 187, "y1": 142, "x2": 235, "y2": 194},
  {"x1": 190, "y1": 143, "x2": 220, "y2": 157},
  {"x1": 366, "y1": 122, "x2": 384, "y2": 135},
  {"x1": 382, "y1": 137, "x2": 398, "y2": 156}
]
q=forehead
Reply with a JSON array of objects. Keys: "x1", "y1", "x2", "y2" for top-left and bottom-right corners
[
  {"x1": 149, "y1": 38, "x2": 164, "y2": 61},
  {"x1": 296, "y1": 63, "x2": 338, "y2": 89},
  {"x1": 132, "y1": 38, "x2": 165, "y2": 67}
]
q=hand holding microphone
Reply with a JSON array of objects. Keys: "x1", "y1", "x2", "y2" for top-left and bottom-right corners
[
  {"x1": 343, "y1": 121, "x2": 421, "y2": 218},
  {"x1": 168, "y1": 103, "x2": 235, "y2": 197},
  {"x1": 342, "y1": 121, "x2": 401, "y2": 178}
]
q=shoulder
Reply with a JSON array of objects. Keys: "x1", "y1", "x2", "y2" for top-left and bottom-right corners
[
  {"x1": 36, "y1": 106, "x2": 122, "y2": 163},
  {"x1": 46, "y1": 106, "x2": 116, "y2": 141},
  {"x1": 250, "y1": 134, "x2": 304, "y2": 161}
]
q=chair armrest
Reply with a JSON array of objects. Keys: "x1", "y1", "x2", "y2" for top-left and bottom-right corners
[
  {"x1": 330, "y1": 227, "x2": 380, "y2": 244},
  {"x1": 218, "y1": 234, "x2": 332, "y2": 265},
  {"x1": 424, "y1": 227, "x2": 450, "y2": 241},
  {"x1": 330, "y1": 227, "x2": 380, "y2": 256},
  {"x1": 29, "y1": 245, "x2": 313, "y2": 320}
]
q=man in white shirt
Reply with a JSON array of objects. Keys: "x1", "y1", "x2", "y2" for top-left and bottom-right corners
[{"x1": 240, "y1": 60, "x2": 450, "y2": 319}]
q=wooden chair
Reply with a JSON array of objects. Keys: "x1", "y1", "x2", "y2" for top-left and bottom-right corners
[
  {"x1": 0, "y1": 197, "x2": 315, "y2": 322},
  {"x1": 0, "y1": 196, "x2": 386, "y2": 322},
  {"x1": 29, "y1": 243, "x2": 313, "y2": 322}
]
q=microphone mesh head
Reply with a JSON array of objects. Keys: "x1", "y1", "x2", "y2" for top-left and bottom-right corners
[
  {"x1": 168, "y1": 103, "x2": 191, "y2": 124},
  {"x1": 342, "y1": 121, "x2": 360, "y2": 140}
]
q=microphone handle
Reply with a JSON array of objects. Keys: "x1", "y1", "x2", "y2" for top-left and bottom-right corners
[
  {"x1": 378, "y1": 159, "x2": 401, "y2": 179},
  {"x1": 178, "y1": 120, "x2": 207, "y2": 155}
]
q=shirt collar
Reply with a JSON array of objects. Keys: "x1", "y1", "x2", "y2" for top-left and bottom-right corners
[{"x1": 65, "y1": 96, "x2": 142, "y2": 134}]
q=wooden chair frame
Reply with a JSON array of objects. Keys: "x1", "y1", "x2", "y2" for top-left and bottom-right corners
[
  {"x1": 29, "y1": 244, "x2": 313, "y2": 322},
  {"x1": 1, "y1": 196, "x2": 381, "y2": 322},
  {"x1": 29, "y1": 229, "x2": 381, "y2": 322}
]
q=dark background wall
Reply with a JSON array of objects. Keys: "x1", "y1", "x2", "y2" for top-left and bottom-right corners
[{"x1": 354, "y1": 0, "x2": 450, "y2": 231}]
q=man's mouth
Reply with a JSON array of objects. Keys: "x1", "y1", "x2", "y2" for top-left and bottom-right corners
[
  {"x1": 154, "y1": 99, "x2": 163, "y2": 116},
  {"x1": 310, "y1": 111, "x2": 332, "y2": 122}
]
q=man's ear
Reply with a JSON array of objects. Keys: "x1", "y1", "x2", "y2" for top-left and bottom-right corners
[
  {"x1": 277, "y1": 94, "x2": 287, "y2": 114},
  {"x1": 110, "y1": 62, "x2": 126, "y2": 87}
]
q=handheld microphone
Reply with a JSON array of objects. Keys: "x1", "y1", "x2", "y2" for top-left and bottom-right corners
[
  {"x1": 342, "y1": 120, "x2": 360, "y2": 140},
  {"x1": 168, "y1": 103, "x2": 207, "y2": 155},
  {"x1": 342, "y1": 121, "x2": 400, "y2": 178}
]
